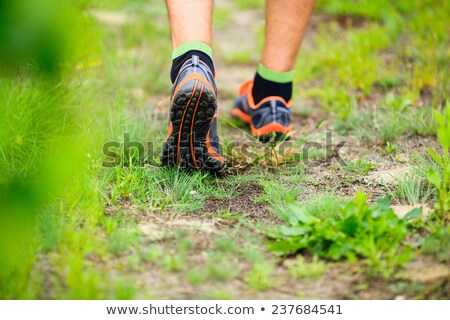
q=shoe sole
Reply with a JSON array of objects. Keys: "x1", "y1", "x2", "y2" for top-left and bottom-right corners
[
  {"x1": 251, "y1": 122, "x2": 293, "y2": 143},
  {"x1": 231, "y1": 110, "x2": 292, "y2": 142},
  {"x1": 161, "y1": 75, "x2": 224, "y2": 172}
]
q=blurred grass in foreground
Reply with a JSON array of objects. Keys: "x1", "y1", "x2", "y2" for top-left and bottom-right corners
[{"x1": 0, "y1": 0, "x2": 100, "y2": 298}]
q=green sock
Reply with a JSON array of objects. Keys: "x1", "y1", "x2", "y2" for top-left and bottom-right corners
[
  {"x1": 172, "y1": 41, "x2": 213, "y2": 60},
  {"x1": 257, "y1": 64, "x2": 295, "y2": 83}
]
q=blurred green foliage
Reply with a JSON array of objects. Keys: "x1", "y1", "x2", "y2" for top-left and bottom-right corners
[
  {"x1": 0, "y1": 0, "x2": 98, "y2": 298},
  {"x1": 0, "y1": 0, "x2": 95, "y2": 74}
]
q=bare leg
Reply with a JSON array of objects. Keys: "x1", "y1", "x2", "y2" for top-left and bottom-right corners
[
  {"x1": 262, "y1": 0, "x2": 315, "y2": 72},
  {"x1": 165, "y1": 0, "x2": 213, "y2": 48}
]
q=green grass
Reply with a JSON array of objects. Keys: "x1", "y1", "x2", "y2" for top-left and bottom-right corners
[
  {"x1": 244, "y1": 261, "x2": 276, "y2": 291},
  {"x1": 256, "y1": 179, "x2": 303, "y2": 217},
  {"x1": 421, "y1": 223, "x2": 450, "y2": 263},
  {"x1": 424, "y1": 103, "x2": 450, "y2": 218},
  {"x1": 333, "y1": 95, "x2": 438, "y2": 144},
  {"x1": 222, "y1": 51, "x2": 252, "y2": 65},
  {"x1": 300, "y1": 0, "x2": 448, "y2": 140},
  {"x1": 235, "y1": 0, "x2": 265, "y2": 10},
  {"x1": 298, "y1": 194, "x2": 348, "y2": 220},
  {"x1": 345, "y1": 158, "x2": 376, "y2": 175},
  {"x1": 393, "y1": 174, "x2": 434, "y2": 206},
  {"x1": 267, "y1": 192, "x2": 417, "y2": 277},
  {"x1": 285, "y1": 256, "x2": 326, "y2": 280},
  {"x1": 1, "y1": 0, "x2": 449, "y2": 299}
]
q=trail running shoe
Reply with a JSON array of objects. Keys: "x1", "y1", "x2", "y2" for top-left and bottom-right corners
[
  {"x1": 231, "y1": 80, "x2": 293, "y2": 142},
  {"x1": 160, "y1": 55, "x2": 224, "y2": 172}
]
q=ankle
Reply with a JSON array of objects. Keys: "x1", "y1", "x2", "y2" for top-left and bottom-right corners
[
  {"x1": 252, "y1": 73, "x2": 293, "y2": 104},
  {"x1": 170, "y1": 41, "x2": 215, "y2": 83},
  {"x1": 251, "y1": 63, "x2": 294, "y2": 104}
]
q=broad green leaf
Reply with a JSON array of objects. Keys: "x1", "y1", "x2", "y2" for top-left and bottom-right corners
[
  {"x1": 445, "y1": 163, "x2": 450, "y2": 178},
  {"x1": 427, "y1": 169, "x2": 441, "y2": 188},
  {"x1": 371, "y1": 196, "x2": 393, "y2": 218},
  {"x1": 266, "y1": 186, "x2": 417, "y2": 276},
  {"x1": 427, "y1": 148, "x2": 443, "y2": 167},
  {"x1": 287, "y1": 204, "x2": 318, "y2": 225},
  {"x1": 444, "y1": 103, "x2": 450, "y2": 122},
  {"x1": 404, "y1": 208, "x2": 422, "y2": 220},
  {"x1": 371, "y1": 207, "x2": 392, "y2": 219},
  {"x1": 433, "y1": 110, "x2": 445, "y2": 127},
  {"x1": 354, "y1": 191, "x2": 368, "y2": 214},
  {"x1": 277, "y1": 225, "x2": 308, "y2": 237},
  {"x1": 266, "y1": 240, "x2": 305, "y2": 254},
  {"x1": 376, "y1": 196, "x2": 392, "y2": 207},
  {"x1": 341, "y1": 215, "x2": 359, "y2": 236},
  {"x1": 437, "y1": 127, "x2": 450, "y2": 150}
]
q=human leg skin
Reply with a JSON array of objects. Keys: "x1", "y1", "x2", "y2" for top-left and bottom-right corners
[
  {"x1": 262, "y1": 0, "x2": 315, "y2": 72},
  {"x1": 165, "y1": 0, "x2": 213, "y2": 49}
]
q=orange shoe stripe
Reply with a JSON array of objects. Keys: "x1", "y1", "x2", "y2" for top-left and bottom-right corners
[
  {"x1": 231, "y1": 108, "x2": 251, "y2": 123},
  {"x1": 253, "y1": 96, "x2": 292, "y2": 109},
  {"x1": 165, "y1": 121, "x2": 173, "y2": 141},
  {"x1": 206, "y1": 129, "x2": 224, "y2": 164},
  {"x1": 250, "y1": 122, "x2": 293, "y2": 137},
  {"x1": 190, "y1": 82, "x2": 205, "y2": 170},
  {"x1": 176, "y1": 79, "x2": 198, "y2": 164},
  {"x1": 237, "y1": 79, "x2": 253, "y2": 95},
  {"x1": 238, "y1": 80, "x2": 292, "y2": 110}
]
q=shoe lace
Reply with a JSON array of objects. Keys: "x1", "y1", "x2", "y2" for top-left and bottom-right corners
[{"x1": 157, "y1": 99, "x2": 170, "y2": 110}]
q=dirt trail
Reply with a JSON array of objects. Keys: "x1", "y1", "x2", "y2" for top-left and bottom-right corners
[{"x1": 124, "y1": 2, "x2": 448, "y2": 299}]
